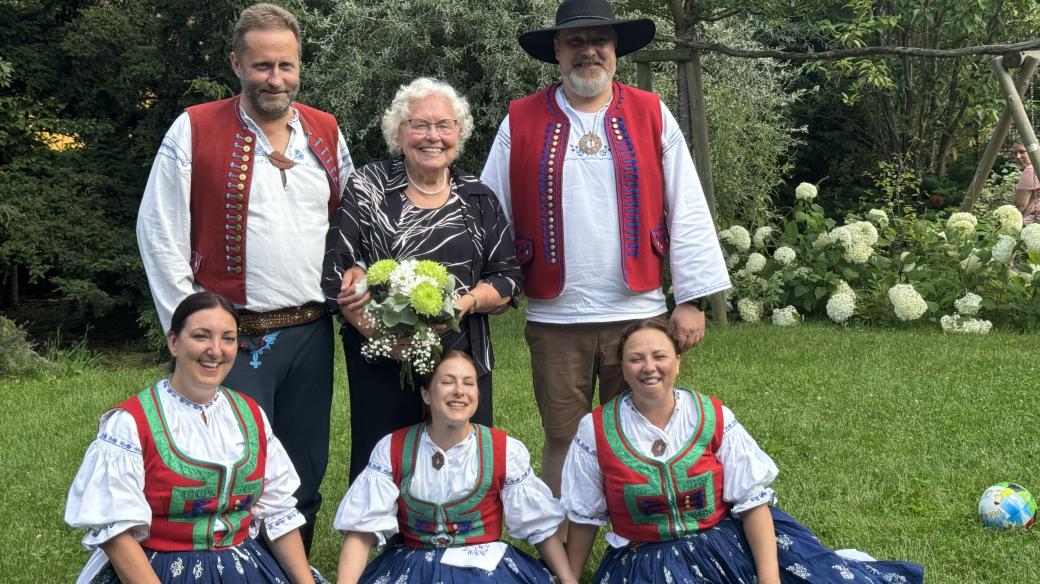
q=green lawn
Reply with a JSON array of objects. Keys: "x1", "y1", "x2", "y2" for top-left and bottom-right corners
[{"x1": 3, "y1": 309, "x2": 1038, "y2": 583}]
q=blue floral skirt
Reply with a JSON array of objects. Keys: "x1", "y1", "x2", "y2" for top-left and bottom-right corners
[
  {"x1": 593, "y1": 507, "x2": 924, "y2": 584},
  {"x1": 359, "y1": 543, "x2": 557, "y2": 583},
  {"x1": 88, "y1": 537, "x2": 327, "y2": 584}
]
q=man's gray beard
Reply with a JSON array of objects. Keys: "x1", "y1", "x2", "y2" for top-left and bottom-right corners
[
  {"x1": 246, "y1": 87, "x2": 297, "y2": 121},
  {"x1": 563, "y1": 68, "x2": 612, "y2": 98}
]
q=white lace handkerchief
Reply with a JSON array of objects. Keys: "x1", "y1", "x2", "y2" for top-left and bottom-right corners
[{"x1": 441, "y1": 542, "x2": 508, "y2": 571}]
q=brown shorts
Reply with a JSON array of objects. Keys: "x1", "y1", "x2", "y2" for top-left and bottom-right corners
[{"x1": 524, "y1": 316, "x2": 665, "y2": 439}]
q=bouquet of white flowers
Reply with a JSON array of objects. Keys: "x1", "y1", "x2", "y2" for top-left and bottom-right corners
[{"x1": 358, "y1": 258, "x2": 460, "y2": 388}]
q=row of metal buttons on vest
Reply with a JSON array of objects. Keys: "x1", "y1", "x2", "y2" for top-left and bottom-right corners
[
  {"x1": 223, "y1": 134, "x2": 255, "y2": 274},
  {"x1": 546, "y1": 123, "x2": 561, "y2": 263}
]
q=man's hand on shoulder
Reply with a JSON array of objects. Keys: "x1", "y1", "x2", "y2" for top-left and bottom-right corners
[{"x1": 671, "y1": 301, "x2": 705, "y2": 351}]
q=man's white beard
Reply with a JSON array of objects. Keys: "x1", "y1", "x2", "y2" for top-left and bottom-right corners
[{"x1": 564, "y1": 66, "x2": 612, "y2": 98}]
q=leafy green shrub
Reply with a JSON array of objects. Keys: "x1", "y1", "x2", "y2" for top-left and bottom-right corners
[{"x1": 0, "y1": 314, "x2": 51, "y2": 378}]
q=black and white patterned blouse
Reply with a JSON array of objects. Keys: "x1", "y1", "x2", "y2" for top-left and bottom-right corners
[{"x1": 322, "y1": 158, "x2": 522, "y2": 375}]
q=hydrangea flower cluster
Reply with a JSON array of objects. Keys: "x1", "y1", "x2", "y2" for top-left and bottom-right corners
[
  {"x1": 834, "y1": 279, "x2": 856, "y2": 298},
  {"x1": 737, "y1": 298, "x2": 762, "y2": 323},
  {"x1": 753, "y1": 226, "x2": 773, "y2": 249},
  {"x1": 773, "y1": 246, "x2": 796, "y2": 266},
  {"x1": 771, "y1": 305, "x2": 800, "y2": 326},
  {"x1": 719, "y1": 225, "x2": 752, "y2": 252},
  {"x1": 745, "y1": 252, "x2": 767, "y2": 274},
  {"x1": 866, "y1": 208, "x2": 889, "y2": 228},
  {"x1": 954, "y1": 292, "x2": 982, "y2": 316},
  {"x1": 960, "y1": 251, "x2": 981, "y2": 274},
  {"x1": 888, "y1": 283, "x2": 927, "y2": 321},
  {"x1": 940, "y1": 314, "x2": 993, "y2": 334},
  {"x1": 360, "y1": 258, "x2": 460, "y2": 387},
  {"x1": 946, "y1": 212, "x2": 978, "y2": 235},
  {"x1": 826, "y1": 292, "x2": 855, "y2": 323},
  {"x1": 992, "y1": 205, "x2": 1023, "y2": 233},
  {"x1": 795, "y1": 182, "x2": 818, "y2": 201},
  {"x1": 828, "y1": 221, "x2": 877, "y2": 264},
  {"x1": 812, "y1": 231, "x2": 833, "y2": 250},
  {"x1": 1022, "y1": 223, "x2": 1040, "y2": 252},
  {"x1": 991, "y1": 235, "x2": 1017, "y2": 264}
]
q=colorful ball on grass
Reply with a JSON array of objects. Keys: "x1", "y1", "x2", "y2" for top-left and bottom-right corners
[{"x1": 978, "y1": 483, "x2": 1036, "y2": 529}]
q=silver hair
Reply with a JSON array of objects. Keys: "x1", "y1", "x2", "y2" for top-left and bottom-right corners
[{"x1": 381, "y1": 77, "x2": 474, "y2": 156}]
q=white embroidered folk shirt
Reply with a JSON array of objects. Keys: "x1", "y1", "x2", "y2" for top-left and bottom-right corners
[
  {"x1": 561, "y1": 389, "x2": 779, "y2": 548},
  {"x1": 481, "y1": 88, "x2": 731, "y2": 324},
  {"x1": 137, "y1": 106, "x2": 354, "y2": 331},
  {"x1": 334, "y1": 428, "x2": 565, "y2": 560},
  {"x1": 65, "y1": 379, "x2": 305, "y2": 583}
]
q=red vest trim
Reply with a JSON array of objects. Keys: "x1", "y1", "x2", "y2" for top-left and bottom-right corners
[
  {"x1": 186, "y1": 96, "x2": 342, "y2": 304},
  {"x1": 119, "y1": 384, "x2": 267, "y2": 551},
  {"x1": 592, "y1": 389, "x2": 730, "y2": 542},
  {"x1": 507, "y1": 82, "x2": 667, "y2": 299},
  {"x1": 390, "y1": 424, "x2": 506, "y2": 548}
]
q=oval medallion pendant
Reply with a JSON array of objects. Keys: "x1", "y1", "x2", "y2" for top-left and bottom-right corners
[
  {"x1": 651, "y1": 439, "x2": 667, "y2": 457},
  {"x1": 578, "y1": 132, "x2": 602, "y2": 155},
  {"x1": 431, "y1": 451, "x2": 445, "y2": 470}
]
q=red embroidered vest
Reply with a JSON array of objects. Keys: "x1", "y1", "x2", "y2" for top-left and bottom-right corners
[
  {"x1": 118, "y1": 384, "x2": 267, "y2": 551},
  {"x1": 186, "y1": 96, "x2": 342, "y2": 304},
  {"x1": 507, "y1": 82, "x2": 667, "y2": 299},
  {"x1": 390, "y1": 424, "x2": 507, "y2": 548},
  {"x1": 592, "y1": 389, "x2": 730, "y2": 542}
]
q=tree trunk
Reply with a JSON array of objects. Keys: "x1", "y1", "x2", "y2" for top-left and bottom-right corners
[{"x1": 4, "y1": 263, "x2": 18, "y2": 307}]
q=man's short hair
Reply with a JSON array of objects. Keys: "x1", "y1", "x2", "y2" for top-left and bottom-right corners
[{"x1": 232, "y1": 3, "x2": 301, "y2": 56}]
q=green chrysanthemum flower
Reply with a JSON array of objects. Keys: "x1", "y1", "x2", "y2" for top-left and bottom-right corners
[
  {"x1": 367, "y1": 259, "x2": 398, "y2": 286},
  {"x1": 409, "y1": 281, "x2": 443, "y2": 317},
  {"x1": 415, "y1": 260, "x2": 451, "y2": 287}
]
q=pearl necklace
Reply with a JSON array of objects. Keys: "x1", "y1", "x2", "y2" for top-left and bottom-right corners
[{"x1": 406, "y1": 167, "x2": 448, "y2": 197}]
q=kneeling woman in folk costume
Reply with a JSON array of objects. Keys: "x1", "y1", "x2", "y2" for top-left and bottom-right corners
[
  {"x1": 561, "y1": 319, "x2": 925, "y2": 584},
  {"x1": 333, "y1": 351, "x2": 577, "y2": 584},
  {"x1": 65, "y1": 292, "x2": 324, "y2": 584}
]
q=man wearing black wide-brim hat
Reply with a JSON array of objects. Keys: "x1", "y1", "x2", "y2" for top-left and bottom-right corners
[{"x1": 481, "y1": 0, "x2": 730, "y2": 518}]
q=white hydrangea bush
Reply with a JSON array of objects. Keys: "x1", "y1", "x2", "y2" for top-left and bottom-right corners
[{"x1": 721, "y1": 180, "x2": 1040, "y2": 331}]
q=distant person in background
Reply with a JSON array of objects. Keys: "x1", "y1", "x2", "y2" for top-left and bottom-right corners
[
  {"x1": 136, "y1": 3, "x2": 353, "y2": 551},
  {"x1": 65, "y1": 292, "x2": 323, "y2": 584},
  {"x1": 1012, "y1": 139, "x2": 1040, "y2": 224}
]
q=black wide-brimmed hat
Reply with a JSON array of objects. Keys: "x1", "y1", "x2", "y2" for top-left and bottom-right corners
[{"x1": 518, "y1": 0, "x2": 656, "y2": 64}]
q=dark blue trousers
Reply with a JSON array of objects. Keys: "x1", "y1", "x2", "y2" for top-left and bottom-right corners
[{"x1": 223, "y1": 315, "x2": 334, "y2": 554}]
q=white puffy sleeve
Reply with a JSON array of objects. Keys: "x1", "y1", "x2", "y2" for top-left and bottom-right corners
[
  {"x1": 560, "y1": 414, "x2": 609, "y2": 526},
  {"x1": 332, "y1": 434, "x2": 400, "y2": 546},
  {"x1": 717, "y1": 406, "x2": 779, "y2": 516},
  {"x1": 659, "y1": 102, "x2": 731, "y2": 303},
  {"x1": 479, "y1": 115, "x2": 513, "y2": 227},
  {"x1": 501, "y1": 436, "x2": 564, "y2": 544},
  {"x1": 65, "y1": 409, "x2": 151, "y2": 549},
  {"x1": 252, "y1": 408, "x2": 305, "y2": 540},
  {"x1": 136, "y1": 112, "x2": 196, "y2": 333}
]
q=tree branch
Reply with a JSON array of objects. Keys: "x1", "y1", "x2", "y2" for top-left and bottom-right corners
[{"x1": 655, "y1": 35, "x2": 1040, "y2": 60}]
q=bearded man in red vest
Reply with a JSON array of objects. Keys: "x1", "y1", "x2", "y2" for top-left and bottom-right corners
[
  {"x1": 136, "y1": 3, "x2": 355, "y2": 553},
  {"x1": 480, "y1": 0, "x2": 731, "y2": 525}
]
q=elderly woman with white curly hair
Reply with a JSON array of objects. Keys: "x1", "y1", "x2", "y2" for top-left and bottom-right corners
[{"x1": 322, "y1": 77, "x2": 522, "y2": 482}]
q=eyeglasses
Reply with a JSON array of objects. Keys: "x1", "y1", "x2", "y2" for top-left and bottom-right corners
[{"x1": 406, "y1": 119, "x2": 459, "y2": 135}]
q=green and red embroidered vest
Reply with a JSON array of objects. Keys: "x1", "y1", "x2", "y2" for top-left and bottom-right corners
[
  {"x1": 507, "y1": 81, "x2": 667, "y2": 299},
  {"x1": 390, "y1": 424, "x2": 506, "y2": 548},
  {"x1": 186, "y1": 96, "x2": 342, "y2": 304},
  {"x1": 592, "y1": 389, "x2": 730, "y2": 542},
  {"x1": 118, "y1": 384, "x2": 267, "y2": 551}
]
